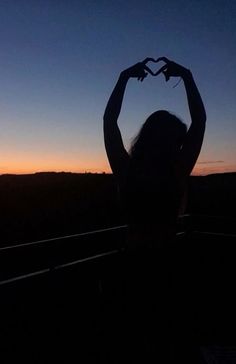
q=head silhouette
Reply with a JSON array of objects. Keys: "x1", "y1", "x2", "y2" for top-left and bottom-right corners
[{"x1": 130, "y1": 110, "x2": 187, "y2": 161}]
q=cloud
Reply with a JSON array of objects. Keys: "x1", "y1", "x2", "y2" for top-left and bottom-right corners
[{"x1": 197, "y1": 160, "x2": 224, "y2": 165}]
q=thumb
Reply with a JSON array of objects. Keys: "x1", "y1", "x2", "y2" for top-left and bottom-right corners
[{"x1": 163, "y1": 70, "x2": 170, "y2": 82}]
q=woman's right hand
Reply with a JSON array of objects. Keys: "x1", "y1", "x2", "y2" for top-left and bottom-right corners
[{"x1": 121, "y1": 62, "x2": 148, "y2": 82}]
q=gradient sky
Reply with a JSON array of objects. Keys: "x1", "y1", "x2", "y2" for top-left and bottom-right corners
[{"x1": 0, "y1": 0, "x2": 235, "y2": 175}]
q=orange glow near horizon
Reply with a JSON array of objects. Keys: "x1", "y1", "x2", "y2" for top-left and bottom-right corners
[
  {"x1": 1, "y1": 147, "x2": 236, "y2": 176},
  {"x1": 192, "y1": 164, "x2": 236, "y2": 176},
  {"x1": 0, "y1": 164, "x2": 111, "y2": 175},
  {"x1": 1, "y1": 156, "x2": 236, "y2": 176},
  {"x1": 0, "y1": 156, "x2": 111, "y2": 175}
]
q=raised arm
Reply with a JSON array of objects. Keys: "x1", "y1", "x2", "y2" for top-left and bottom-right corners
[
  {"x1": 181, "y1": 69, "x2": 206, "y2": 175},
  {"x1": 103, "y1": 62, "x2": 148, "y2": 182},
  {"x1": 157, "y1": 57, "x2": 206, "y2": 176}
]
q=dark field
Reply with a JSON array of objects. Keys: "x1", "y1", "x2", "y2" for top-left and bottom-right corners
[
  {"x1": 0, "y1": 172, "x2": 236, "y2": 247},
  {"x1": 1, "y1": 172, "x2": 236, "y2": 363}
]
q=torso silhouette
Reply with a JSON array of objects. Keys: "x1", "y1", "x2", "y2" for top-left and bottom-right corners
[{"x1": 120, "y1": 155, "x2": 186, "y2": 251}]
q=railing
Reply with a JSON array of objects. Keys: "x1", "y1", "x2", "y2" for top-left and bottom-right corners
[
  {"x1": 0, "y1": 214, "x2": 191, "y2": 285},
  {"x1": 0, "y1": 225, "x2": 126, "y2": 285},
  {"x1": 0, "y1": 215, "x2": 236, "y2": 363}
]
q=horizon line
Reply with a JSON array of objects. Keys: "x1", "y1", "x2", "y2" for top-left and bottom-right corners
[{"x1": 1, "y1": 170, "x2": 236, "y2": 177}]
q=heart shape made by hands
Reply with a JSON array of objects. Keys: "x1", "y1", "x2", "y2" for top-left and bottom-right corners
[
  {"x1": 142, "y1": 57, "x2": 167, "y2": 77},
  {"x1": 142, "y1": 57, "x2": 182, "y2": 87}
]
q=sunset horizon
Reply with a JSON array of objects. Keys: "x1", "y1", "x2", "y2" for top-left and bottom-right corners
[
  {"x1": 0, "y1": 1, "x2": 235, "y2": 183},
  {"x1": 1, "y1": 164, "x2": 236, "y2": 176}
]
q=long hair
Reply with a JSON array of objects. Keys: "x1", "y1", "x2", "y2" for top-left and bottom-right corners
[
  {"x1": 129, "y1": 110, "x2": 187, "y2": 162},
  {"x1": 125, "y1": 110, "x2": 188, "y2": 225}
]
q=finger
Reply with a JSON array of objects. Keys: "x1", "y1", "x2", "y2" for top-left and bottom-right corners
[
  {"x1": 140, "y1": 72, "x2": 148, "y2": 82},
  {"x1": 156, "y1": 57, "x2": 171, "y2": 64},
  {"x1": 141, "y1": 57, "x2": 156, "y2": 65},
  {"x1": 163, "y1": 70, "x2": 170, "y2": 82},
  {"x1": 153, "y1": 65, "x2": 168, "y2": 76},
  {"x1": 143, "y1": 65, "x2": 156, "y2": 76}
]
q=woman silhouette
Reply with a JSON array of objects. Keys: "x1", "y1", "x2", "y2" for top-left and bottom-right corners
[
  {"x1": 103, "y1": 57, "x2": 206, "y2": 251},
  {"x1": 103, "y1": 57, "x2": 206, "y2": 362}
]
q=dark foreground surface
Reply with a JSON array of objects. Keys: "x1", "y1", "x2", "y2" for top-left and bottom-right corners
[
  {"x1": 1, "y1": 171, "x2": 236, "y2": 247},
  {"x1": 1, "y1": 215, "x2": 236, "y2": 363}
]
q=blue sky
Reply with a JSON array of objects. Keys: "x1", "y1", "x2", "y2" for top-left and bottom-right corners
[{"x1": 0, "y1": 0, "x2": 235, "y2": 174}]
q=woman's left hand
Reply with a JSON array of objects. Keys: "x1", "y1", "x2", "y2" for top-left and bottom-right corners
[{"x1": 155, "y1": 57, "x2": 191, "y2": 81}]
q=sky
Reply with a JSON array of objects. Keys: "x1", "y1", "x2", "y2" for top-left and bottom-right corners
[{"x1": 0, "y1": 0, "x2": 235, "y2": 175}]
